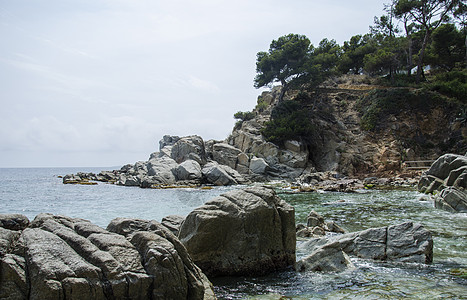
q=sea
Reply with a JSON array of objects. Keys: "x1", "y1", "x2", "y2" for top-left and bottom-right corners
[{"x1": 1, "y1": 167, "x2": 466, "y2": 299}]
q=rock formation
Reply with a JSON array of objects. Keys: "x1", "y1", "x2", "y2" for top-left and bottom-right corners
[
  {"x1": 64, "y1": 77, "x2": 466, "y2": 187},
  {"x1": 0, "y1": 213, "x2": 214, "y2": 300},
  {"x1": 178, "y1": 186, "x2": 296, "y2": 277},
  {"x1": 418, "y1": 153, "x2": 467, "y2": 212},
  {"x1": 297, "y1": 221, "x2": 433, "y2": 272}
]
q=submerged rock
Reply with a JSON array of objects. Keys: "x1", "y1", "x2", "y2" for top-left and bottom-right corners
[
  {"x1": 0, "y1": 213, "x2": 215, "y2": 300},
  {"x1": 178, "y1": 186, "x2": 296, "y2": 277}
]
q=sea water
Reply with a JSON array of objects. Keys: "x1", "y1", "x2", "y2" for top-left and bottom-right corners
[{"x1": 1, "y1": 168, "x2": 466, "y2": 299}]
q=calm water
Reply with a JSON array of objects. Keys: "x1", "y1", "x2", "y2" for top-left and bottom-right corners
[{"x1": 1, "y1": 168, "x2": 466, "y2": 299}]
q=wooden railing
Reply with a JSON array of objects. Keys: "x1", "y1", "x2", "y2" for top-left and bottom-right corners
[{"x1": 404, "y1": 160, "x2": 435, "y2": 170}]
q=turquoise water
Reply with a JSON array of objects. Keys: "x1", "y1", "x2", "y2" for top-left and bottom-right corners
[{"x1": 1, "y1": 168, "x2": 466, "y2": 299}]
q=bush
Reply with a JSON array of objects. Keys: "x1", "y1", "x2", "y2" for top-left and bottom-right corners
[
  {"x1": 427, "y1": 70, "x2": 467, "y2": 104},
  {"x1": 356, "y1": 88, "x2": 446, "y2": 131},
  {"x1": 261, "y1": 100, "x2": 315, "y2": 146},
  {"x1": 255, "y1": 97, "x2": 269, "y2": 113},
  {"x1": 233, "y1": 111, "x2": 255, "y2": 121}
]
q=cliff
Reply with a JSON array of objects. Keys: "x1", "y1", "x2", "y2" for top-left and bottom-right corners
[
  {"x1": 228, "y1": 75, "x2": 466, "y2": 179},
  {"x1": 65, "y1": 75, "x2": 466, "y2": 186}
]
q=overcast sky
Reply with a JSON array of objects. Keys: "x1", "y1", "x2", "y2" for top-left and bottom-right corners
[{"x1": 0, "y1": 0, "x2": 386, "y2": 168}]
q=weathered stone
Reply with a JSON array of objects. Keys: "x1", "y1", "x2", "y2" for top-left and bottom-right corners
[
  {"x1": 107, "y1": 218, "x2": 215, "y2": 299},
  {"x1": 434, "y1": 187, "x2": 467, "y2": 213},
  {"x1": 178, "y1": 186, "x2": 296, "y2": 277},
  {"x1": 306, "y1": 210, "x2": 325, "y2": 228},
  {"x1": 202, "y1": 162, "x2": 247, "y2": 186},
  {"x1": 0, "y1": 214, "x2": 29, "y2": 231},
  {"x1": 212, "y1": 143, "x2": 242, "y2": 170},
  {"x1": 170, "y1": 135, "x2": 207, "y2": 165},
  {"x1": 249, "y1": 157, "x2": 269, "y2": 174},
  {"x1": 418, "y1": 153, "x2": 467, "y2": 213},
  {"x1": 0, "y1": 214, "x2": 214, "y2": 300},
  {"x1": 296, "y1": 243, "x2": 354, "y2": 272},
  {"x1": 299, "y1": 222, "x2": 433, "y2": 264},
  {"x1": 161, "y1": 215, "x2": 185, "y2": 236},
  {"x1": 0, "y1": 227, "x2": 21, "y2": 257},
  {"x1": 284, "y1": 140, "x2": 303, "y2": 153},
  {"x1": 147, "y1": 156, "x2": 178, "y2": 184},
  {"x1": 174, "y1": 160, "x2": 202, "y2": 181},
  {"x1": 159, "y1": 135, "x2": 180, "y2": 151},
  {"x1": 0, "y1": 254, "x2": 27, "y2": 299}
]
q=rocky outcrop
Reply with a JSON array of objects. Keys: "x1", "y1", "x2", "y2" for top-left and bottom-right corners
[
  {"x1": 418, "y1": 153, "x2": 467, "y2": 212},
  {"x1": 0, "y1": 213, "x2": 214, "y2": 300},
  {"x1": 297, "y1": 221, "x2": 433, "y2": 273},
  {"x1": 178, "y1": 186, "x2": 296, "y2": 277},
  {"x1": 296, "y1": 210, "x2": 345, "y2": 238},
  {"x1": 64, "y1": 135, "x2": 249, "y2": 188}
]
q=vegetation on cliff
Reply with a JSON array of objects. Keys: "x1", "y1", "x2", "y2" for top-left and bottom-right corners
[{"x1": 239, "y1": 0, "x2": 467, "y2": 157}]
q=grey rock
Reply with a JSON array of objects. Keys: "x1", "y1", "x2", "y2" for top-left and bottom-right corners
[
  {"x1": 284, "y1": 140, "x2": 303, "y2": 153},
  {"x1": 178, "y1": 186, "x2": 296, "y2": 277},
  {"x1": 147, "y1": 156, "x2": 178, "y2": 184},
  {"x1": 418, "y1": 153, "x2": 467, "y2": 213},
  {"x1": 296, "y1": 243, "x2": 354, "y2": 272},
  {"x1": 161, "y1": 215, "x2": 185, "y2": 236},
  {"x1": 249, "y1": 157, "x2": 269, "y2": 174},
  {"x1": 0, "y1": 213, "x2": 215, "y2": 300},
  {"x1": 159, "y1": 135, "x2": 180, "y2": 151},
  {"x1": 170, "y1": 135, "x2": 207, "y2": 165},
  {"x1": 299, "y1": 222, "x2": 433, "y2": 264},
  {"x1": 434, "y1": 187, "x2": 467, "y2": 212},
  {"x1": 0, "y1": 214, "x2": 29, "y2": 231},
  {"x1": 307, "y1": 210, "x2": 326, "y2": 228},
  {"x1": 201, "y1": 162, "x2": 247, "y2": 186},
  {"x1": 212, "y1": 143, "x2": 242, "y2": 170},
  {"x1": 174, "y1": 160, "x2": 202, "y2": 181},
  {"x1": 0, "y1": 254, "x2": 27, "y2": 299},
  {"x1": 107, "y1": 218, "x2": 215, "y2": 299}
]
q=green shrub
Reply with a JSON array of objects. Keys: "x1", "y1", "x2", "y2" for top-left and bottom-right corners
[
  {"x1": 261, "y1": 100, "x2": 315, "y2": 146},
  {"x1": 255, "y1": 97, "x2": 269, "y2": 113},
  {"x1": 233, "y1": 111, "x2": 255, "y2": 121},
  {"x1": 356, "y1": 88, "x2": 446, "y2": 131},
  {"x1": 427, "y1": 70, "x2": 467, "y2": 104}
]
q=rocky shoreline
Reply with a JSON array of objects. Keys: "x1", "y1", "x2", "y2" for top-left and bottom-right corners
[{"x1": 0, "y1": 187, "x2": 435, "y2": 299}]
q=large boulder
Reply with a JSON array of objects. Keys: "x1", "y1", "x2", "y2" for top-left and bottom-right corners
[
  {"x1": 201, "y1": 162, "x2": 247, "y2": 186},
  {"x1": 0, "y1": 213, "x2": 215, "y2": 300},
  {"x1": 174, "y1": 160, "x2": 202, "y2": 181},
  {"x1": 170, "y1": 135, "x2": 207, "y2": 165},
  {"x1": 147, "y1": 156, "x2": 179, "y2": 183},
  {"x1": 178, "y1": 186, "x2": 296, "y2": 277},
  {"x1": 212, "y1": 143, "x2": 242, "y2": 170},
  {"x1": 418, "y1": 153, "x2": 467, "y2": 212},
  {"x1": 249, "y1": 157, "x2": 270, "y2": 175},
  {"x1": 298, "y1": 222, "x2": 433, "y2": 266}
]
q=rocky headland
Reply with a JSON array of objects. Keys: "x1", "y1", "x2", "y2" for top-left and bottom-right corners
[{"x1": 64, "y1": 76, "x2": 466, "y2": 194}]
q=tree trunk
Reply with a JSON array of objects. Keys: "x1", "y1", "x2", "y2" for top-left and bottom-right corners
[
  {"x1": 465, "y1": 32, "x2": 467, "y2": 68},
  {"x1": 407, "y1": 37, "x2": 413, "y2": 76},
  {"x1": 416, "y1": 31, "x2": 430, "y2": 84},
  {"x1": 404, "y1": 20, "x2": 413, "y2": 76},
  {"x1": 278, "y1": 80, "x2": 287, "y2": 102}
]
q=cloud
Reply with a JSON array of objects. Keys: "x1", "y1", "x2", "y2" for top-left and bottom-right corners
[
  {"x1": 187, "y1": 76, "x2": 221, "y2": 93},
  {"x1": 0, "y1": 0, "x2": 387, "y2": 167}
]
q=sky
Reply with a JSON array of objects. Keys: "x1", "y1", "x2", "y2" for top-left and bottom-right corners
[{"x1": 0, "y1": 0, "x2": 387, "y2": 168}]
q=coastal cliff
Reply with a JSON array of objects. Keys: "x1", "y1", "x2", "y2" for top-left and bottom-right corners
[{"x1": 64, "y1": 75, "x2": 466, "y2": 187}]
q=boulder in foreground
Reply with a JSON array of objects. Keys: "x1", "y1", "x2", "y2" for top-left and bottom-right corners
[
  {"x1": 178, "y1": 186, "x2": 296, "y2": 277},
  {"x1": 0, "y1": 213, "x2": 214, "y2": 300}
]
